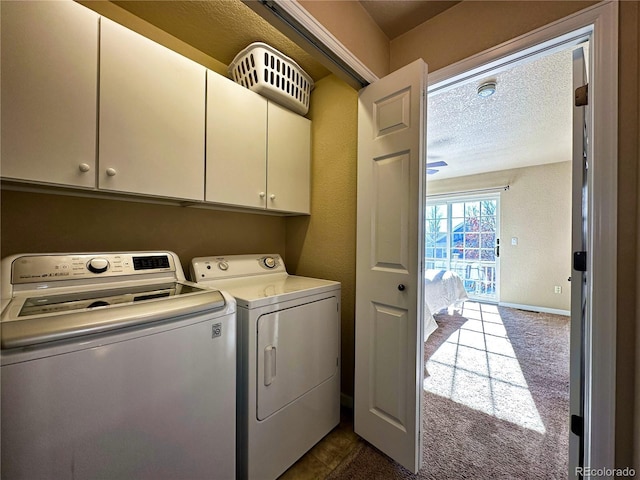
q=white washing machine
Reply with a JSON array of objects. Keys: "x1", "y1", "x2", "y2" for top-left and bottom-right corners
[
  {"x1": 1, "y1": 251, "x2": 237, "y2": 480},
  {"x1": 190, "y1": 254, "x2": 341, "y2": 480}
]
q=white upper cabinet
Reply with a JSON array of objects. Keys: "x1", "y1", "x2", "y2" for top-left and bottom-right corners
[
  {"x1": 267, "y1": 102, "x2": 311, "y2": 214},
  {"x1": 206, "y1": 71, "x2": 268, "y2": 208},
  {"x1": 206, "y1": 72, "x2": 311, "y2": 214},
  {"x1": 1, "y1": 1, "x2": 99, "y2": 188},
  {"x1": 2, "y1": 1, "x2": 309, "y2": 214},
  {"x1": 99, "y1": 19, "x2": 206, "y2": 201}
]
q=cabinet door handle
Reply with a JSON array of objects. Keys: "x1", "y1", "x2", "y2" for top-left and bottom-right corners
[
  {"x1": 106, "y1": 168, "x2": 117, "y2": 177},
  {"x1": 78, "y1": 163, "x2": 91, "y2": 173},
  {"x1": 259, "y1": 192, "x2": 266, "y2": 198},
  {"x1": 270, "y1": 194, "x2": 276, "y2": 201}
]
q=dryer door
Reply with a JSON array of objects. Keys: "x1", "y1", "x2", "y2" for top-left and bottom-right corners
[{"x1": 256, "y1": 296, "x2": 339, "y2": 420}]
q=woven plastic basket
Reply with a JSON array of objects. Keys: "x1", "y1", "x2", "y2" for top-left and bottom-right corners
[{"x1": 228, "y1": 42, "x2": 314, "y2": 115}]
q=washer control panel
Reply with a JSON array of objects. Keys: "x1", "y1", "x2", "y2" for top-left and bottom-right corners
[
  {"x1": 87, "y1": 257, "x2": 110, "y2": 274},
  {"x1": 11, "y1": 252, "x2": 176, "y2": 284}
]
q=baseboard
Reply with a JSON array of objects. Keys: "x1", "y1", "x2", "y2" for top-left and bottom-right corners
[
  {"x1": 499, "y1": 302, "x2": 570, "y2": 317},
  {"x1": 340, "y1": 393, "x2": 354, "y2": 409}
]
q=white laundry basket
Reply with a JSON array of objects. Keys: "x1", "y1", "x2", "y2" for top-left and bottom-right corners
[{"x1": 228, "y1": 42, "x2": 314, "y2": 115}]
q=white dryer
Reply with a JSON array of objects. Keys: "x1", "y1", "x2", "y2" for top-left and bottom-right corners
[{"x1": 190, "y1": 254, "x2": 341, "y2": 480}]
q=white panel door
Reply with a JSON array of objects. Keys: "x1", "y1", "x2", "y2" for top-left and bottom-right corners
[
  {"x1": 1, "y1": 1, "x2": 98, "y2": 188},
  {"x1": 206, "y1": 71, "x2": 268, "y2": 208},
  {"x1": 354, "y1": 59, "x2": 427, "y2": 473},
  {"x1": 99, "y1": 19, "x2": 205, "y2": 201},
  {"x1": 266, "y1": 102, "x2": 311, "y2": 214}
]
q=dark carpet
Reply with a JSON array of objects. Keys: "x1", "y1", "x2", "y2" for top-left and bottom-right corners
[{"x1": 327, "y1": 304, "x2": 570, "y2": 480}]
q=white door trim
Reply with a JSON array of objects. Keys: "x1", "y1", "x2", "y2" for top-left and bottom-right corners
[
  {"x1": 427, "y1": 2, "x2": 618, "y2": 475},
  {"x1": 248, "y1": 0, "x2": 379, "y2": 86}
]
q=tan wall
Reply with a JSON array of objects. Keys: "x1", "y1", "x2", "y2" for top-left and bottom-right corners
[
  {"x1": 428, "y1": 162, "x2": 572, "y2": 312},
  {"x1": 286, "y1": 75, "x2": 358, "y2": 398},
  {"x1": 0, "y1": 190, "x2": 286, "y2": 276},
  {"x1": 298, "y1": 0, "x2": 390, "y2": 78},
  {"x1": 390, "y1": 1, "x2": 597, "y2": 73},
  {"x1": 78, "y1": 0, "x2": 228, "y2": 76}
]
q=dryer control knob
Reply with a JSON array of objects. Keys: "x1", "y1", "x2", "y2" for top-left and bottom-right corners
[
  {"x1": 87, "y1": 258, "x2": 109, "y2": 274},
  {"x1": 262, "y1": 256, "x2": 277, "y2": 269},
  {"x1": 218, "y1": 261, "x2": 229, "y2": 271}
]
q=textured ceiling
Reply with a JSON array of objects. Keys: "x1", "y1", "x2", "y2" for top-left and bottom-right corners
[
  {"x1": 359, "y1": 0, "x2": 461, "y2": 39},
  {"x1": 111, "y1": 0, "x2": 331, "y2": 81},
  {"x1": 427, "y1": 46, "x2": 577, "y2": 180},
  {"x1": 110, "y1": 1, "x2": 462, "y2": 79}
]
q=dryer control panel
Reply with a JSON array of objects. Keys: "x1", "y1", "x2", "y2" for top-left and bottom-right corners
[
  {"x1": 260, "y1": 256, "x2": 278, "y2": 269},
  {"x1": 190, "y1": 254, "x2": 287, "y2": 281}
]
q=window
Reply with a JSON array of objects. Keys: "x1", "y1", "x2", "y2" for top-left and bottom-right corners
[{"x1": 425, "y1": 196, "x2": 499, "y2": 300}]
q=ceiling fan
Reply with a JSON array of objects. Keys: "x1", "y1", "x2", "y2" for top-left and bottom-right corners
[
  {"x1": 426, "y1": 140, "x2": 452, "y2": 175},
  {"x1": 426, "y1": 159, "x2": 448, "y2": 175}
]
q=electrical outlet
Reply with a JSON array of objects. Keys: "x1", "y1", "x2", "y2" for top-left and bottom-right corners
[{"x1": 554, "y1": 286, "x2": 562, "y2": 294}]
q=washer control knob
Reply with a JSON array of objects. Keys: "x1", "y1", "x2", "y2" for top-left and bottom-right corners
[
  {"x1": 262, "y1": 256, "x2": 277, "y2": 269},
  {"x1": 87, "y1": 258, "x2": 109, "y2": 274},
  {"x1": 218, "y1": 261, "x2": 229, "y2": 271}
]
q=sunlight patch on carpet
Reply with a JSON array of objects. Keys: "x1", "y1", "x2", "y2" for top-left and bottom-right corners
[{"x1": 423, "y1": 302, "x2": 546, "y2": 434}]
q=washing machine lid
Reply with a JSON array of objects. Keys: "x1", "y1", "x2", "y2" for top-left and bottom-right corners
[
  {"x1": 1, "y1": 283, "x2": 226, "y2": 349},
  {"x1": 201, "y1": 273, "x2": 340, "y2": 308}
]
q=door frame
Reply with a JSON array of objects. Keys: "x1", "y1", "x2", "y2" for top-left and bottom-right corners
[{"x1": 426, "y1": 2, "x2": 618, "y2": 474}]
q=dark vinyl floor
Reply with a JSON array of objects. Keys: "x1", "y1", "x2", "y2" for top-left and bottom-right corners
[{"x1": 277, "y1": 408, "x2": 359, "y2": 480}]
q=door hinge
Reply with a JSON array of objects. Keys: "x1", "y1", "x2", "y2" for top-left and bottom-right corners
[
  {"x1": 573, "y1": 251, "x2": 587, "y2": 272},
  {"x1": 575, "y1": 84, "x2": 588, "y2": 107},
  {"x1": 571, "y1": 414, "x2": 584, "y2": 437}
]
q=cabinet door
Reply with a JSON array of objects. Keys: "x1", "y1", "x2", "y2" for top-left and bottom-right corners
[
  {"x1": 1, "y1": 1, "x2": 98, "y2": 188},
  {"x1": 99, "y1": 19, "x2": 205, "y2": 201},
  {"x1": 267, "y1": 103, "x2": 311, "y2": 214},
  {"x1": 206, "y1": 72, "x2": 267, "y2": 208}
]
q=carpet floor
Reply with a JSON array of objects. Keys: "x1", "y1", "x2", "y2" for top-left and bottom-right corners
[{"x1": 327, "y1": 303, "x2": 570, "y2": 480}]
